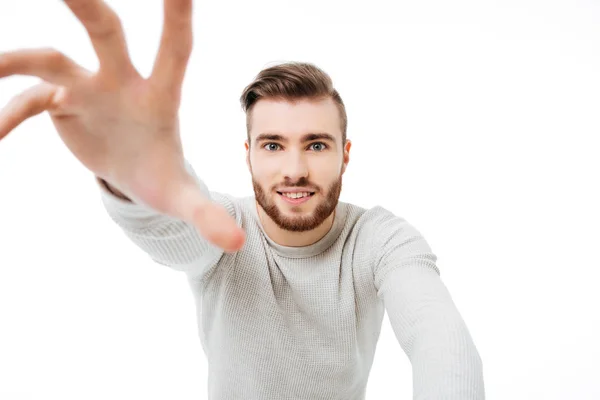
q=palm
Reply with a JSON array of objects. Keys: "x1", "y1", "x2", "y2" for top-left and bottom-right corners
[
  {"x1": 0, "y1": 0, "x2": 245, "y2": 252},
  {"x1": 47, "y1": 75, "x2": 180, "y2": 186}
]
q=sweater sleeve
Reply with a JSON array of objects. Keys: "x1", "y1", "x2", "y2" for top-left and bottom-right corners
[
  {"x1": 97, "y1": 160, "x2": 238, "y2": 281},
  {"x1": 372, "y1": 214, "x2": 485, "y2": 399}
]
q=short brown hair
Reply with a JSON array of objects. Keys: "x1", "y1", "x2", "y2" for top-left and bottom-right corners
[{"x1": 239, "y1": 61, "x2": 347, "y2": 147}]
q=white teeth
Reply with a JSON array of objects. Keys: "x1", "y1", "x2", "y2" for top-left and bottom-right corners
[{"x1": 281, "y1": 192, "x2": 311, "y2": 199}]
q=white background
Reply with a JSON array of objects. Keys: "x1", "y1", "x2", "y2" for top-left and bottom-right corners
[{"x1": 1, "y1": 0, "x2": 599, "y2": 399}]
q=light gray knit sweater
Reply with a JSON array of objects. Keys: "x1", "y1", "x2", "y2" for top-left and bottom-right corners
[{"x1": 98, "y1": 162, "x2": 485, "y2": 399}]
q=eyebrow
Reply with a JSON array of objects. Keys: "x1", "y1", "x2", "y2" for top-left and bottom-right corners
[{"x1": 254, "y1": 132, "x2": 336, "y2": 145}]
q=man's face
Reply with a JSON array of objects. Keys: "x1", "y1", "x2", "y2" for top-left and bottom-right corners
[{"x1": 245, "y1": 97, "x2": 350, "y2": 232}]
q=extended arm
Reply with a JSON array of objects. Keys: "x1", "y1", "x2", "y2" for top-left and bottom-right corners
[{"x1": 373, "y1": 216, "x2": 485, "y2": 399}]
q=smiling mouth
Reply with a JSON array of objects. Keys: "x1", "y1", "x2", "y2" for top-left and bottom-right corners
[{"x1": 276, "y1": 191, "x2": 315, "y2": 200}]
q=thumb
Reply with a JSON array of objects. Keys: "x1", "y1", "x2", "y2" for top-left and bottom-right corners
[{"x1": 171, "y1": 180, "x2": 246, "y2": 253}]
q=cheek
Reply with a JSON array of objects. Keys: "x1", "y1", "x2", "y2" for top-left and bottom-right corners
[
  {"x1": 250, "y1": 163, "x2": 278, "y2": 187},
  {"x1": 311, "y1": 164, "x2": 341, "y2": 182},
  {"x1": 252, "y1": 158, "x2": 281, "y2": 177}
]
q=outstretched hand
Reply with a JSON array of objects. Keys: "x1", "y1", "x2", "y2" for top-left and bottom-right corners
[{"x1": 0, "y1": 0, "x2": 246, "y2": 253}]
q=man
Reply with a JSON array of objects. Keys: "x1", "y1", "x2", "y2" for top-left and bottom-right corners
[{"x1": 0, "y1": 0, "x2": 485, "y2": 398}]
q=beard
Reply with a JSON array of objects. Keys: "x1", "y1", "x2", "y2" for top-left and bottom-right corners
[{"x1": 252, "y1": 173, "x2": 342, "y2": 232}]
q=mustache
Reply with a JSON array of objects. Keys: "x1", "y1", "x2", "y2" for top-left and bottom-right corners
[{"x1": 273, "y1": 177, "x2": 319, "y2": 191}]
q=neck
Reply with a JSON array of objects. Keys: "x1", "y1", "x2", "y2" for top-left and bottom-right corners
[{"x1": 255, "y1": 201, "x2": 336, "y2": 247}]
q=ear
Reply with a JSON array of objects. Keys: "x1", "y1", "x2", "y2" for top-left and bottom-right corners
[
  {"x1": 341, "y1": 139, "x2": 352, "y2": 175},
  {"x1": 245, "y1": 140, "x2": 251, "y2": 171}
]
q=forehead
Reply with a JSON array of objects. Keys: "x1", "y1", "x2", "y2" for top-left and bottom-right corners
[{"x1": 249, "y1": 97, "x2": 341, "y2": 143}]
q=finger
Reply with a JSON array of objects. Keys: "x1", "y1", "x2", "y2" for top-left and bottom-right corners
[
  {"x1": 194, "y1": 202, "x2": 246, "y2": 253},
  {"x1": 0, "y1": 48, "x2": 86, "y2": 86},
  {"x1": 62, "y1": 0, "x2": 135, "y2": 79},
  {"x1": 175, "y1": 181, "x2": 246, "y2": 253},
  {"x1": 150, "y1": 0, "x2": 193, "y2": 95},
  {"x1": 0, "y1": 82, "x2": 59, "y2": 140}
]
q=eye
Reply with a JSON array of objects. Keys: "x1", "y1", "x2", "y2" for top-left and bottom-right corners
[
  {"x1": 309, "y1": 142, "x2": 327, "y2": 151},
  {"x1": 263, "y1": 143, "x2": 280, "y2": 151}
]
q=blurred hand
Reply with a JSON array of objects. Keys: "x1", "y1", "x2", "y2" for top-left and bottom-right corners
[{"x1": 0, "y1": 0, "x2": 245, "y2": 252}]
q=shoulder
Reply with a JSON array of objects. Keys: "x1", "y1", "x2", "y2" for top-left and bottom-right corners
[
  {"x1": 345, "y1": 202, "x2": 439, "y2": 281},
  {"x1": 338, "y1": 200, "x2": 426, "y2": 253},
  {"x1": 346, "y1": 202, "x2": 417, "y2": 243}
]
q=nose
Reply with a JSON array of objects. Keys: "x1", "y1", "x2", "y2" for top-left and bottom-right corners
[{"x1": 281, "y1": 150, "x2": 309, "y2": 183}]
